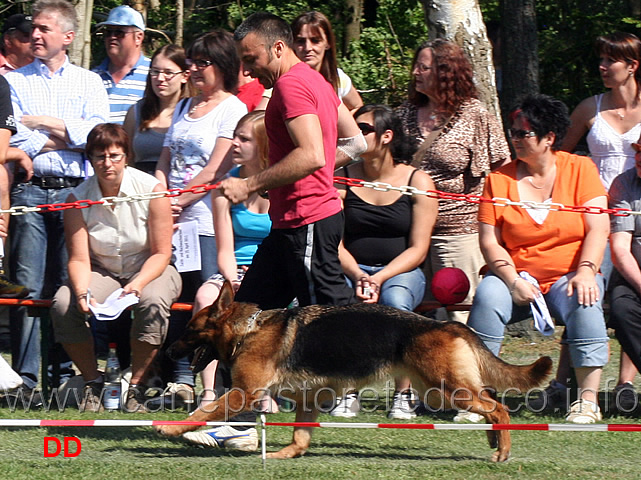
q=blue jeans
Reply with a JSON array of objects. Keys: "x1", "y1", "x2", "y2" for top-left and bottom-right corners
[
  {"x1": 468, "y1": 272, "x2": 609, "y2": 368},
  {"x1": 9, "y1": 183, "x2": 73, "y2": 389},
  {"x1": 164, "y1": 235, "x2": 218, "y2": 386},
  {"x1": 346, "y1": 265, "x2": 425, "y2": 311}
]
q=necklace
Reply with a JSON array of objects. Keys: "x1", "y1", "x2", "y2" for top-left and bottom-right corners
[
  {"x1": 617, "y1": 110, "x2": 625, "y2": 120},
  {"x1": 189, "y1": 98, "x2": 212, "y2": 115},
  {"x1": 527, "y1": 177, "x2": 547, "y2": 189}
]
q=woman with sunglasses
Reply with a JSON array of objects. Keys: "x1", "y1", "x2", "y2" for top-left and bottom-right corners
[
  {"x1": 155, "y1": 30, "x2": 247, "y2": 290},
  {"x1": 51, "y1": 123, "x2": 182, "y2": 413},
  {"x1": 333, "y1": 105, "x2": 436, "y2": 419},
  {"x1": 467, "y1": 94, "x2": 609, "y2": 425},
  {"x1": 396, "y1": 39, "x2": 510, "y2": 327},
  {"x1": 123, "y1": 44, "x2": 192, "y2": 175},
  {"x1": 560, "y1": 33, "x2": 641, "y2": 408}
]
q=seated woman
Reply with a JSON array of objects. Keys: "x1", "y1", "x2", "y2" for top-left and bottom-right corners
[
  {"x1": 608, "y1": 133, "x2": 641, "y2": 411},
  {"x1": 333, "y1": 104, "x2": 437, "y2": 419},
  {"x1": 180, "y1": 111, "x2": 271, "y2": 450},
  {"x1": 51, "y1": 124, "x2": 182, "y2": 413},
  {"x1": 467, "y1": 94, "x2": 610, "y2": 424}
]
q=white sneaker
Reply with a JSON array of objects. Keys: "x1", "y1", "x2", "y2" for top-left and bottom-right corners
[
  {"x1": 388, "y1": 392, "x2": 417, "y2": 420},
  {"x1": 453, "y1": 409, "x2": 484, "y2": 423},
  {"x1": 565, "y1": 399, "x2": 602, "y2": 424},
  {"x1": 182, "y1": 425, "x2": 258, "y2": 451},
  {"x1": 329, "y1": 393, "x2": 360, "y2": 418}
]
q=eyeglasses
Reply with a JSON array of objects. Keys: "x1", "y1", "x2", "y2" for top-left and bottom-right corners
[
  {"x1": 357, "y1": 122, "x2": 376, "y2": 135},
  {"x1": 97, "y1": 28, "x2": 136, "y2": 39},
  {"x1": 185, "y1": 58, "x2": 213, "y2": 69},
  {"x1": 150, "y1": 69, "x2": 185, "y2": 80},
  {"x1": 508, "y1": 129, "x2": 537, "y2": 140},
  {"x1": 92, "y1": 153, "x2": 125, "y2": 164}
]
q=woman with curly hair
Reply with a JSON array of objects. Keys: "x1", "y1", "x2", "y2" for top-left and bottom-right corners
[{"x1": 396, "y1": 39, "x2": 510, "y2": 326}]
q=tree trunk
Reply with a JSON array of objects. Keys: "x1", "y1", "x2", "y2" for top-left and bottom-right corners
[
  {"x1": 175, "y1": 0, "x2": 184, "y2": 46},
  {"x1": 344, "y1": 0, "x2": 363, "y2": 57},
  {"x1": 419, "y1": 0, "x2": 501, "y2": 120},
  {"x1": 68, "y1": 0, "x2": 93, "y2": 69},
  {"x1": 130, "y1": 0, "x2": 148, "y2": 22},
  {"x1": 501, "y1": 0, "x2": 538, "y2": 119}
]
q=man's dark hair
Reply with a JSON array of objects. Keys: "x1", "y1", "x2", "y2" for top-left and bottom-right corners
[{"x1": 234, "y1": 12, "x2": 293, "y2": 50}]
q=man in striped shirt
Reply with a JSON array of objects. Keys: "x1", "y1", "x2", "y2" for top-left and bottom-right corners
[{"x1": 92, "y1": 6, "x2": 150, "y2": 125}]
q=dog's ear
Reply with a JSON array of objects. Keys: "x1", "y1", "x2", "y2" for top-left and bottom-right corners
[{"x1": 214, "y1": 280, "x2": 235, "y2": 312}]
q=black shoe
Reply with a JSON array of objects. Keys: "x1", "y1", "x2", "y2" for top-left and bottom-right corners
[
  {"x1": 0, "y1": 274, "x2": 29, "y2": 299},
  {"x1": 613, "y1": 382, "x2": 638, "y2": 413},
  {"x1": 1, "y1": 386, "x2": 43, "y2": 409}
]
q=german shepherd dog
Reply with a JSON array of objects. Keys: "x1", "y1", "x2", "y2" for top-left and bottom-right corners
[{"x1": 155, "y1": 281, "x2": 552, "y2": 462}]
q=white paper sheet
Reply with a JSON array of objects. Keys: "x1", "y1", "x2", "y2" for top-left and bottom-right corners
[
  {"x1": 89, "y1": 288, "x2": 140, "y2": 321},
  {"x1": 171, "y1": 220, "x2": 201, "y2": 273},
  {"x1": 519, "y1": 271, "x2": 555, "y2": 336}
]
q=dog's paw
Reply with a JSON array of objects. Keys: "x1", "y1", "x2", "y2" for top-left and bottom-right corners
[{"x1": 154, "y1": 424, "x2": 183, "y2": 437}]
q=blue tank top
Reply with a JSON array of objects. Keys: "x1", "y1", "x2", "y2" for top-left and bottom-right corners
[{"x1": 228, "y1": 167, "x2": 271, "y2": 264}]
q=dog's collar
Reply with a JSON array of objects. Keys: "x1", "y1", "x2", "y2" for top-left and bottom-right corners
[
  {"x1": 246, "y1": 309, "x2": 263, "y2": 330},
  {"x1": 231, "y1": 309, "x2": 263, "y2": 360}
]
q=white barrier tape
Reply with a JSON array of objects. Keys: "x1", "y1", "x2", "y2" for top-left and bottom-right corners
[{"x1": 1, "y1": 419, "x2": 636, "y2": 432}]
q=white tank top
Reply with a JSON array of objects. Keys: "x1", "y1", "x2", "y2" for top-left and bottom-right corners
[{"x1": 586, "y1": 93, "x2": 640, "y2": 189}]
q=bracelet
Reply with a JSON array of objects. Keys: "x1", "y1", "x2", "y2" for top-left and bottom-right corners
[
  {"x1": 509, "y1": 276, "x2": 521, "y2": 295},
  {"x1": 578, "y1": 260, "x2": 598, "y2": 274}
]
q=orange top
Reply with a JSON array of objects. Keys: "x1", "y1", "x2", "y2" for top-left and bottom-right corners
[{"x1": 478, "y1": 151, "x2": 606, "y2": 293}]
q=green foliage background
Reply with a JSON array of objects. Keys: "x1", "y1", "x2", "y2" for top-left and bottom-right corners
[{"x1": 6, "y1": 0, "x2": 641, "y2": 110}]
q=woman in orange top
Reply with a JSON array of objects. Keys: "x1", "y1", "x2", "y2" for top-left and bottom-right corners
[{"x1": 468, "y1": 95, "x2": 609, "y2": 424}]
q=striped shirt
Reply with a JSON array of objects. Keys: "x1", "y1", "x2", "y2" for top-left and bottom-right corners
[
  {"x1": 6, "y1": 57, "x2": 109, "y2": 178},
  {"x1": 93, "y1": 54, "x2": 150, "y2": 125}
]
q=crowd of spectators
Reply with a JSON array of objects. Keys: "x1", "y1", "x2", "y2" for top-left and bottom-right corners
[{"x1": 2, "y1": 2, "x2": 641, "y2": 450}]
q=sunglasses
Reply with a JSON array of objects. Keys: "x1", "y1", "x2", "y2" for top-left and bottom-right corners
[
  {"x1": 98, "y1": 28, "x2": 136, "y2": 39},
  {"x1": 185, "y1": 58, "x2": 213, "y2": 69},
  {"x1": 150, "y1": 69, "x2": 185, "y2": 80},
  {"x1": 357, "y1": 122, "x2": 376, "y2": 135},
  {"x1": 508, "y1": 128, "x2": 537, "y2": 140}
]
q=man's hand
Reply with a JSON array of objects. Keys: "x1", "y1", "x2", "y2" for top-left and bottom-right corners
[
  {"x1": 6, "y1": 147, "x2": 33, "y2": 180},
  {"x1": 218, "y1": 176, "x2": 252, "y2": 204}
]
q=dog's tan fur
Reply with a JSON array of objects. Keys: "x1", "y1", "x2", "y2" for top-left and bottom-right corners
[{"x1": 155, "y1": 282, "x2": 553, "y2": 462}]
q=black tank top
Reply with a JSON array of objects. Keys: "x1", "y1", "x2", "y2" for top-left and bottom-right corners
[{"x1": 343, "y1": 169, "x2": 417, "y2": 266}]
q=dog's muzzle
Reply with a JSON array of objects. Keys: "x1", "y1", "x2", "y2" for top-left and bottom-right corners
[{"x1": 190, "y1": 345, "x2": 217, "y2": 374}]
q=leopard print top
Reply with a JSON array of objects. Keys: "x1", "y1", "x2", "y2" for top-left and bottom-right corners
[{"x1": 396, "y1": 98, "x2": 510, "y2": 235}]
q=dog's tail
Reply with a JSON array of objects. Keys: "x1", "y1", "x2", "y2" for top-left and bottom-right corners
[{"x1": 475, "y1": 344, "x2": 553, "y2": 392}]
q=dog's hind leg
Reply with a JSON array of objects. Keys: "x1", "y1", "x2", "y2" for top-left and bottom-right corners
[
  {"x1": 452, "y1": 389, "x2": 512, "y2": 463},
  {"x1": 265, "y1": 391, "x2": 320, "y2": 459}
]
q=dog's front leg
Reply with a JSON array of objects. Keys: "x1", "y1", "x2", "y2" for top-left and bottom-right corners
[
  {"x1": 266, "y1": 394, "x2": 320, "y2": 459},
  {"x1": 155, "y1": 389, "x2": 251, "y2": 438}
]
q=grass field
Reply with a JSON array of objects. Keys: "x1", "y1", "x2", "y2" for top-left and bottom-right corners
[{"x1": 1, "y1": 328, "x2": 640, "y2": 480}]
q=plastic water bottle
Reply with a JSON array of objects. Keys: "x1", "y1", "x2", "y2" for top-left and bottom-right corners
[{"x1": 104, "y1": 343, "x2": 121, "y2": 411}]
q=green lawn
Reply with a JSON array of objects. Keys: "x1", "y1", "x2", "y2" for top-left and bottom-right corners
[{"x1": 1, "y1": 328, "x2": 640, "y2": 480}]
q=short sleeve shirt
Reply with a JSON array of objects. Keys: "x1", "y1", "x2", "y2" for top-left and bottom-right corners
[{"x1": 0, "y1": 76, "x2": 16, "y2": 134}]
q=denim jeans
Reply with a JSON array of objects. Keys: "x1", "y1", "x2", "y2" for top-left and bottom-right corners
[
  {"x1": 347, "y1": 265, "x2": 426, "y2": 312},
  {"x1": 9, "y1": 183, "x2": 73, "y2": 389},
  {"x1": 163, "y1": 235, "x2": 218, "y2": 386},
  {"x1": 468, "y1": 272, "x2": 609, "y2": 368}
]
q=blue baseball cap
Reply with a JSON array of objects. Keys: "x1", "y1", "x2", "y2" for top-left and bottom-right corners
[{"x1": 97, "y1": 6, "x2": 145, "y2": 31}]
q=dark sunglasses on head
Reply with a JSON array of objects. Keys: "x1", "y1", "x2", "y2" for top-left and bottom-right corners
[
  {"x1": 508, "y1": 128, "x2": 537, "y2": 140},
  {"x1": 185, "y1": 58, "x2": 213, "y2": 69},
  {"x1": 357, "y1": 122, "x2": 376, "y2": 135}
]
